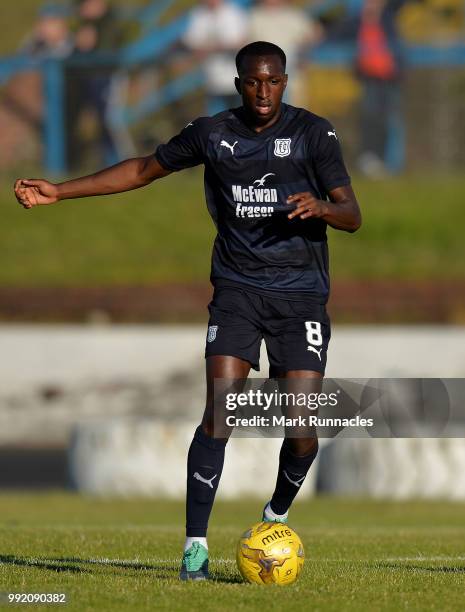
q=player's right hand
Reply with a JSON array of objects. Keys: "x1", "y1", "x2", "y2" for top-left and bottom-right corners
[{"x1": 14, "y1": 179, "x2": 59, "y2": 209}]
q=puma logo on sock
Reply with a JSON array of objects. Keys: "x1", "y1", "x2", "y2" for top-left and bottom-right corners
[
  {"x1": 193, "y1": 472, "x2": 218, "y2": 489},
  {"x1": 283, "y1": 470, "x2": 306, "y2": 488}
]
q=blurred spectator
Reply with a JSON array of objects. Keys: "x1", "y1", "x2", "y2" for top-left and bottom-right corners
[
  {"x1": 355, "y1": 0, "x2": 405, "y2": 177},
  {"x1": 74, "y1": 0, "x2": 121, "y2": 53},
  {"x1": 247, "y1": 0, "x2": 322, "y2": 103},
  {"x1": 67, "y1": 0, "x2": 122, "y2": 169},
  {"x1": 182, "y1": 0, "x2": 247, "y2": 115},
  {"x1": 20, "y1": 4, "x2": 73, "y2": 60},
  {"x1": 326, "y1": 0, "x2": 414, "y2": 176}
]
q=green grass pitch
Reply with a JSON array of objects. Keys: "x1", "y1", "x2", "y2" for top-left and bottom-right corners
[
  {"x1": 0, "y1": 493, "x2": 464, "y2": 611},
  {"x1": 2, "y1": 173, "x2": 465, "y2": 285}
]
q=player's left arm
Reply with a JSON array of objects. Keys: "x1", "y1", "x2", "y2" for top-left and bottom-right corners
[
  {"x1": 289, "y1": 120, "x2": 362, "y2": 232},
  {"x1": 287, "y1": 185, "x2": 362, "y2": 233}
]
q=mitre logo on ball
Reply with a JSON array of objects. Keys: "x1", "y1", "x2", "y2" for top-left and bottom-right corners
[{"x1": 236, "y1": 521, "x2": 304, "y2": 586}]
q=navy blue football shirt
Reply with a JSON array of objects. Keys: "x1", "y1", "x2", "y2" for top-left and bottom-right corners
[{"x1": 155, "y1": 103, "x2": 350, "y2": 304}]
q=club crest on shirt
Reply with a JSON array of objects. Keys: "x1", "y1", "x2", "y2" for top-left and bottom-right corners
[
  {"x1": 274, "y1": 138, "x2": 291, "y2": 157},
  {"x1": 207, "y1": 325, "x2": 218, "y2": 343}
]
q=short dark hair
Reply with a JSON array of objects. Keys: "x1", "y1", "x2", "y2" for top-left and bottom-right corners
[{"x1": 235, "y1": 41, "x2": 286, "y2": 74}]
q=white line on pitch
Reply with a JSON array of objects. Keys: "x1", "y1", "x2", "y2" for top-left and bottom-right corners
[{"x1": 383, "y1": 556, "x2": 465, "y2": 562}]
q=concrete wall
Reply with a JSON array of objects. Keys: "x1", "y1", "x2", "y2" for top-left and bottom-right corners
[
  {"x1": 1, "y1": 324, "x2": 464, "y2": 497},
  {"x1": 2, "y1": 325, "x2": 464, "y2": 395}
]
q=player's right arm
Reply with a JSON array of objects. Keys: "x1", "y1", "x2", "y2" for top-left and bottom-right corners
[{"x1": 14, "y1": 156, "x2": 171, "y2": 209}]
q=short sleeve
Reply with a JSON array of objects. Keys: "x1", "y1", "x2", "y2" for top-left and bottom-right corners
[
  {"x1": 311, "y1": 120, "x2": 351, "y2": 192},
  {"x1": 154, "y1": 117, "x2": 212, "y2": 171}
]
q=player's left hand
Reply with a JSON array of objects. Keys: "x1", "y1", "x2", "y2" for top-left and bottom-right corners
[{"x1": 287, "y1": 192, "x2": 328, "y2": 220}]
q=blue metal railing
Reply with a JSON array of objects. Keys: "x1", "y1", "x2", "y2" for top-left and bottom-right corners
[{"x1": 1, "y1": 0, "x2": 465, "y2": 174}]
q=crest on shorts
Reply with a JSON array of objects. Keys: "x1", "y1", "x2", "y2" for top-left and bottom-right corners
[
  {"x1": 207, "y1": 325, "x2": 218, "y2": 343},
  {"x1": 274, "y1": 138, "x2": 291, "y2": 157}
]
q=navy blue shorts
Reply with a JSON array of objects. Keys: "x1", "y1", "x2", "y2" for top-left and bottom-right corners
[{"x1": 205, "y1": 286, "x2": 331, "y2": 376}]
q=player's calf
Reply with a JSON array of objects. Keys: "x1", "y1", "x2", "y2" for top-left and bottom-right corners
[
  {"x1": 180, "y1": 425, "x2": 227, "y2": 580},
  {"x1": 269, "y1": 438, "x2": 319, "y2": 516}
]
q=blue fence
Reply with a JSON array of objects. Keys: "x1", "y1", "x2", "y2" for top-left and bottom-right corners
[{"x1": 1, "y1": 0, "x2": 465, "y2": 174}]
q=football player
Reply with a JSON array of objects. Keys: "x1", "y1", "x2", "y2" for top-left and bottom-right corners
[{"x1": 14, "y1": 41, "x2": 361, "y2": 581}]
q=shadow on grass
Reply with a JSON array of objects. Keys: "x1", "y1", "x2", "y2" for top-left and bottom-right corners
[
  {"x1": 54, "y1": 557, "x2": 178, "y2": 572},
  {"x1": 0, "y1": 555, "x2": 243, "y2": 583},
  {"x1": 0, "y1": 555, "x2": 91, "y2": 574},
  {"x1": 209, "y1": 571, "x2": 243, "y2": 584},
  {"x1": 55, "y1": 557, "x2": 243, "y2": 583},
  {"x1": 0, "y1": 555, "x2": 177, "y2": 578},
  {"x1": 376, "y1": 562, "x2": 465, "y2": 574}
]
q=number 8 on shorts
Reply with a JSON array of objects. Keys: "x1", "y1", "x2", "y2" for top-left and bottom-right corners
[{"x1": 305, "y1": 321, "x2": 323, "y2": 348}]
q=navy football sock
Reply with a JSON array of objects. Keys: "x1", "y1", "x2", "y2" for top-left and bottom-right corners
[
  {"x1": 270, "y1": 439, "x2": 319, "y2": 516},
  {"x1": 186, "y1": 425, "x2": 227, "y2": 537}
]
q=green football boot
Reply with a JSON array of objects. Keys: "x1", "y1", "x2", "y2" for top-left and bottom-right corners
[
  {"x1": 179, "y1": 542, "x2": 209, "y2": 581},
  {"x1": 262, "y1": 501, "x2": 288, "y2": 524}
]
